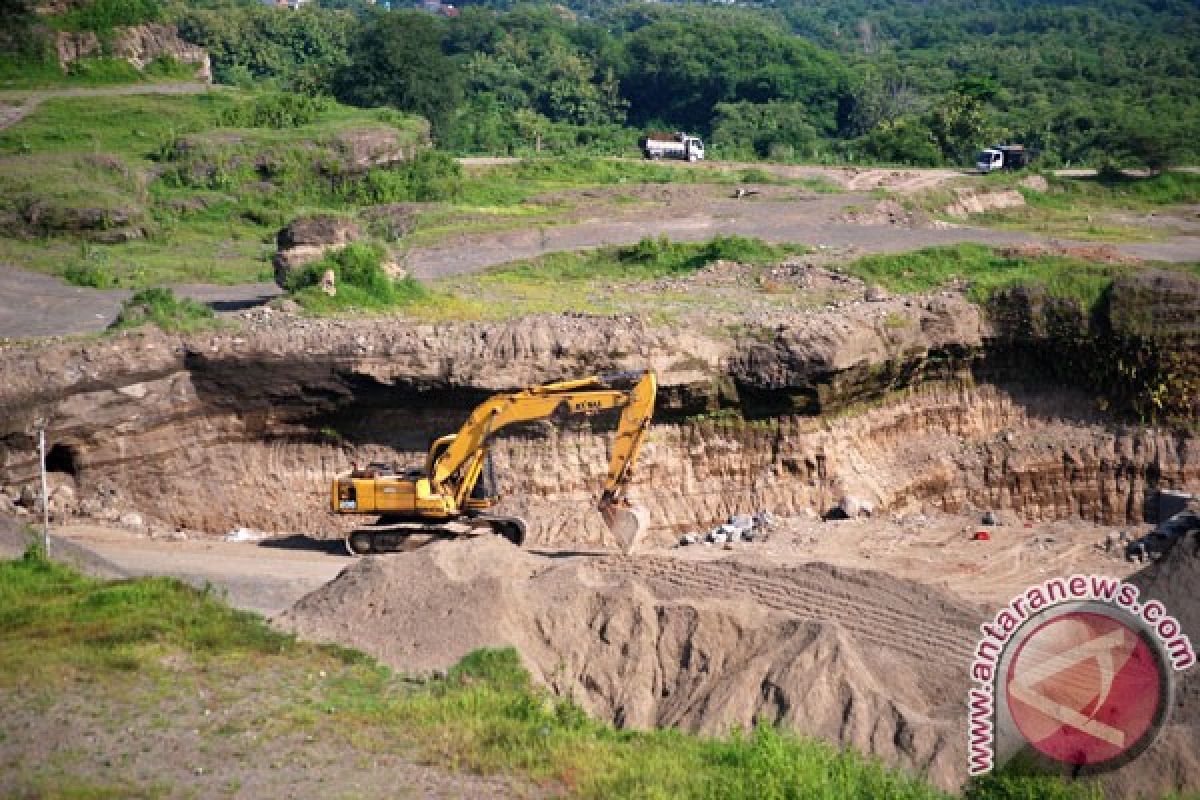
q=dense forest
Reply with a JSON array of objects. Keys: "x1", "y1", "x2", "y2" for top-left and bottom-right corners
[{"x1": 3, "y1": 0, "x2": 1198, "y2": 167}]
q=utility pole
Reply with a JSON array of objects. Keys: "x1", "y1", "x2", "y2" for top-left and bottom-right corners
[{"x1": 35, "y1": 419, "x2": 49, "y2": 555}]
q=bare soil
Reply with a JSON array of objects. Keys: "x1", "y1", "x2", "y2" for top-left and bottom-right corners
[
  {"x1": 21, "y1": 506, "x2": 1155, "y2": 793},
  {"x1": 273, "y1": 514, "x2": 1157, "y2": 792},
  {"x1": 401, "y1": 182, "x2": 1200, "y2": 281},
  {"x1": 4, "y1": 485, "x2": 1195, "y2": 795},
  {"x1": 0, "y1": 517, "x2": 536, "y2": 800}
]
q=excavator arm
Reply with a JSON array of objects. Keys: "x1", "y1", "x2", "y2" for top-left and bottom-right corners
[{"x1": 428, "y1": 371, "x2": 657, "y2": 551}]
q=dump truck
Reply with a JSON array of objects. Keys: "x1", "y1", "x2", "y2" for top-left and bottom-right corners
[
  {"x1": 331, "y1": 371, "x2": 657, "y2": 555},
  {"x1": 640, "y1": 131, "x2": 705, "y2": 161},
  {"x1": 976, "y1": 144, "x2": 1031, "y2": 173}
]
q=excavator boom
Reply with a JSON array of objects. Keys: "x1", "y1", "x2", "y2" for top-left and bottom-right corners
[
  {"x1": 331, "y1": 371, "x2": 657, "y2": 554},
  {"x1": 597, "y1": 371, "x2": 656, "y2": 553}
]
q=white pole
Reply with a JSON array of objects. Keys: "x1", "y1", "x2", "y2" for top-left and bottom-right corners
[{"x1": 38, "y1": 425, "x2": 49, "y2": 554}]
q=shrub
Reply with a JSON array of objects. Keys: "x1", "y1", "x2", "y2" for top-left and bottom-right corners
[
  {"x1": 64, "y1": 260, "x2": 117, "y2": 289},
  {"x1": 288, "y1": 242, "x2": 431, "y2": 312},
  {"x1": 142, "y1": 55, "x2": 200, "y2": 81},
  {"x1": 63, "y1": 58, "x2": 142, "y2": 85},
  {"x1": 56, "y1": 0, "x2": 162, "y2": 32},
  {"x1": 339, "y1": 150, "x2": 462, "y2": 204},
  {"x1": 219, "y1": 93, "x2": 329, "y2": 130},
  {"x1": 109, "y1": 287, "x2": 215, "y2": 333}
]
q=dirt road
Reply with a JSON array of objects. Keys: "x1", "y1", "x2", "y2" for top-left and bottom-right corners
[
  {"x1": 28, "y1": 523, "x2": 349, "y2": 616},
  {"x1": 401, "y1": 183, "x2": 1200, "y2": 280},
  {"x1": 0, "y1": 265, "x2": 281, "y2": 339}
]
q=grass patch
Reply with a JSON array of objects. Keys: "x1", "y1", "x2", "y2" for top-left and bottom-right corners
[
  {"x1": 0, "y1": 548, "x2": 291, "y2": 683},
  {"x1": 432, "y1": 235, "x2": 808, "y2": 320},
  {"x1": 0, "y1": 153, "x2": 145, "y2": 236},
  {"x1": 453, "y1": 156, "x2": 820, "y2": 207},
  {"x1": 0, "y1": 94, "x2": 824, "y2": 290},
  {"x1": 490, "y1": 235, "x2": 801, "y2": 283},
  {"x1": 843, "y1": 243, "x2": 1153, "y2": 309},
  {"x1": 287, "y1": 242, "x2": 434, "y2": 313},
  {"x1": 0, "y1": 93, "x2": 245, "y2": 160},
  {"x1": 109, "y1": 287, "x2": 217, "y2": 333},
  {"x1": 1035, "y1": 170, "x2": 1200, "y2": 209},
  {"x1": 0, "y1": 56, "x2": 197, "y2": 91},
  {"x1": 0, "y1": 91, "x2": 427, "y2": 288},
  {"x1": 921, "y1": 171, "x2": 1200, "y2": 242}
]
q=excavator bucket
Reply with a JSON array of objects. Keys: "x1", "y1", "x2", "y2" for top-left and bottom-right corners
[{"x1": 600, "y1": 500, "x2": 650, "y2": 554}]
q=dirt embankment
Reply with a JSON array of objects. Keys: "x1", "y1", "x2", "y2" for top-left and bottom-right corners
[
  {"x1": 278, "y1": 526, "x2": 1200, "y2": 796},
  {"x1": 0, "y1": 273, "x2": 1197, "y2": 545},
  {"x1": 279, "y1": 536, "x2": 978, "y2": 790}
]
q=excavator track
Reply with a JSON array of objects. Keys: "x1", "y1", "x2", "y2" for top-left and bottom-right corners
[{"x1": 345, "y1": 516, "x2": 527, "y2": 556}]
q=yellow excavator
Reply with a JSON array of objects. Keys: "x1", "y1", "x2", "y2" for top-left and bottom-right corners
[{"x1": 330, "y1": 370, "x2": 657, "y2": 555}]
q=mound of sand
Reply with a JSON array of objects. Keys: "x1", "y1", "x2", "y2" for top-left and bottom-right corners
[
  {"x1": 1110, "y1": 525, "x2": 1200, "y2": 798},
  {"x1": 279, "y1": 537, "x2": 981, "y2": 789}
]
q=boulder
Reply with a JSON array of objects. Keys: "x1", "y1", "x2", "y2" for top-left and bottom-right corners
[
  {"x1": 111, "y1": 24, "x2": 212, "y2": 82},
  {"x1": 273, "y1": 215, "x2": 362, "y2": 288},
  {"x1": 49, "y1": 484, "x2": 76, "y2": 515},
  {"x1": 729, "y1": 514, "x2": 755, "y2": 532},
  {"x1": 837, "y1": 495, "x2": 874, "y2": 519},
  {"x1": 119, "y1": 511, "x2": 145, "y2": 529},
  {"x1": 277, "y1": 215, "x2": 362, "y2": 251},
  {"x1": 334, "y1": 129, "x2": 420, "y2": 171},
  {"x1": 320, "y1": 269, "x2": 337, "y2": 297},
  {"x1": 17, "y1": 484, "x2": 39, "y2": 510}
]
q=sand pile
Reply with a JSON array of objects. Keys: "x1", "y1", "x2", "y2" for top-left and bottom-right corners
[
  {"x1": 279, "y1": 537, "x2": 982, "y2": 789},
  {"x1": 1109, "y1": 525, "x2": 1200, "y2": 797}
]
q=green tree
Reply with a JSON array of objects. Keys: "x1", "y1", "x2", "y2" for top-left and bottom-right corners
[
  {"x1": 855, "y1": 117, "x2": 943, "y2": 166},
  {"x1": 618, "y1": 10, "x2": 852, "y2": 134},
  {"x1": 335, "y1": 11, "x2": 463, "y2": 138},
  {"x1": 928, "y1": 91, "x2": 995, "y2": 165},
  {"x1": 179, "y1": 6, "x2": 354, "y2": 89},
  {"x1": 1103, "y1": 112, "x2": 1190, "y2": 173},
  {"x1": 711, "y1": 101, "x2": 818, "y2": 161}
]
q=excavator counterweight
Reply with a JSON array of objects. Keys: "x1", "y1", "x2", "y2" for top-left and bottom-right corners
[{"x1": 331, "y1": 371, "x2": 657, "y2": 554}]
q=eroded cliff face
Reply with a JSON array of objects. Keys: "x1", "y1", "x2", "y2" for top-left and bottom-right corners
[
  {"x1": 55, "y1": 24, "x2": 212, "y2": 81},
  {"x1": 0, "y1": 287, "x2": 1196, "y2": 543}
]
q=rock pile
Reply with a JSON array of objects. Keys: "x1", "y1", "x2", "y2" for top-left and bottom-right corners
[{"x1": 678, "y1": 511, "x2": 774, "y2": 546}]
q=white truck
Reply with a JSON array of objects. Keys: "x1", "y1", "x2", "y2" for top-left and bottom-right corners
[
  {"x1": 976, "y1": 144, "x2": 1031, "y2": 173},
  {"x1": 640, "y1": 131, "x2": 705, "y2": 161}
]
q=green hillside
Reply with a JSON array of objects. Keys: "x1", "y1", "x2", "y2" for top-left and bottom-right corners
[{"x1": 3, "y1": 0, "x2": 1194, "y2": 167}]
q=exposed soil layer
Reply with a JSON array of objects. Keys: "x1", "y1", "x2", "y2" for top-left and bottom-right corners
[{"x1": 1, "y1": 276, "x2": 1196, "y2": 544}]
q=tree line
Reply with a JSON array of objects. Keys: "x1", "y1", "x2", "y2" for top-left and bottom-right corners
[{"x1": 6, "y1": 0, "x2": 1197, "y2": 167}]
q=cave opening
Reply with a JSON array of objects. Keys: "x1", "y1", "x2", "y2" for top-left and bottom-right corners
[{"x1": 45, "y1": 443, "x2": 80, "y2": 477}]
